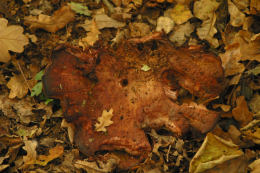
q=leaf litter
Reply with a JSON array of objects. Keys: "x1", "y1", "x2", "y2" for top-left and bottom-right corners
[{"x1": 0, "y1": 0, "x2": 259, "y2": 172}]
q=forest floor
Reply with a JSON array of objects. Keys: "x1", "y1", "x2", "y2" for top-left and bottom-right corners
[{"x1": 0, "y1": 0, "x2": 260, "y2": 172}]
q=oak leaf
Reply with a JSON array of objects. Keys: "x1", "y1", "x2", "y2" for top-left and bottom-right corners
[
  {"x1": 95, "y1": 108, "x2": 114, "y2": 132},
  {"x1": 79, "y1": 20, "x2": 101, "y2": 47},
  {"x1": 7, "y1": 74, "x2": 28, "y2": 99},
  {"x1": 0, "y1": 18, "x2": 29, "y2": 63},
  {"x1": 24, "y1": 5, "x2": 75, "y2": 33}
]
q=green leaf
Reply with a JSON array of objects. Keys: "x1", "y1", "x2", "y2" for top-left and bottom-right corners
[
  {"x1": 31, "y1": 82, "x2": 43, "y2": 97},
  {"x1": 45, "y1": 98, "x2": 54, "y2": 105},
  {"x1": 141, "y1": 64, "x2": 151, "y2": 72},
  {"x1": 69, "y1": 2, "x2": 91, "y2": 16},
  {"x1": 35, "y1": 70, "x2": 44, "y2": 81}
]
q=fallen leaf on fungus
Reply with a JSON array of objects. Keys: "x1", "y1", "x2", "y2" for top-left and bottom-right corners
[
  {"x1": 24, "y1": 5, "x2": 75, "y2": 33},
  {"x1": 95, "y1": 109, "x2": 114, "y2": 132},
  {"x1": 189, "y1": 133, "x2": 246, "y2": 173},
  {"x1": 0, "y1": 18, "x2": 29, "y2": 63},
  {"x1": 7, "y1": 74, "x2": 28, "y2": 99}
]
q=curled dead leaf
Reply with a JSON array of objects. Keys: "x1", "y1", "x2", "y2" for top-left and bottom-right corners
[{"x1": 24, "y1": 5, "x2": 75, "y2": 33}]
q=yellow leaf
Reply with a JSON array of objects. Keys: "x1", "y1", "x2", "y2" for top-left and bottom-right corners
[
  {"x1": 95, "y1": 108, "x2": 114, "y2": 132},
  {"x1": 36, "y1": 145, "x2": 64, "y2": 166},
  {"x1": 228, "y1": 0, "x2": 246, "y2": 27},
  {"x1": 24, "y1": 6, "x2": 75, "y2": 33},
  {"x1": 7, "y1": 74, "x2": 28, "y2": 99},
  {"x1": 189, "y1": 133, "x2": 245, "y2": 173},
  {"x1": 0, "y1": 18, "x2": 29, "y2": 63},
  {"x1": 170, "y1": 4, "x2": 193, "y2": 25}
]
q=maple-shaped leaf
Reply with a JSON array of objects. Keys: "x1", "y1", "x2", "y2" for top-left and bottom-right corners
[
  {"x1": 7, "y1": 74, "x2": 28, "y2": 99},
  {"x1": 95, "y1": 108, "x2": 114, "y2": 132},
  {"x1": 0, "y1": 18, "x2": 29, "y2": 63}
]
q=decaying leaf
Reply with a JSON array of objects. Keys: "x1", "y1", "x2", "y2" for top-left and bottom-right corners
[
  {"x1": 36, "y1": 145, "x2": 64, "y2": 166},
  {"x1": 80, "y1": 13, "x2": 125, "y2": 31},
  {"x1": 156, "y1": 16, "x2": 174, "y2": 34},
  {"x1": 61, "y1": 119, "x2": 75, "y2": 144},
  {"x1": 22, "y1": 140, "x2": 37, "y2": 166},
  {"x1": 24, "y1": 5, "x2": 75, "y2": 33},
  {"x1": 232, "y1": 96, "x2": 253, "y2": 127},
  {"x1": 249, "y1": 158, "x2": 260, "y2": 173},
  {"x1": 68, "y1": 2, "x2": 91, "y2": 16},
  {"x1": 129, "y1": 22, "x2": 151, "y2": 38},
  {"x1": 95, "y1": 108, "x2": 114, "y2": 132},
  {"x1": 196, "y1": 13, "x2": 219, "y2": 48},
  {"x1": 0, "y1": 18, "x2": 29, "y2": 63},
  {"x1": 169, "y1": 22, "x2": 194, "y2": 46},
  {"x1": 170, "y1": 4, "x2": 193, "y2": 25},
  {"x1": 7, "y1": 74, "x2": 28, "y2": 99},
  {"x1": 189, "y1": 133, "x2": 246, "y2": 173},
  {"x1": 79, "y1": 20, "x2": 101, "y2": 47},
  {"x1": 249, "y1": 93, "x2": 260, "y2": 113},
  {"x1": 74, "y1": 156, "x2": 119, "y2": 173},
  {"x1": 228, "y1": 0, "x2": 246, "y2": 27}
]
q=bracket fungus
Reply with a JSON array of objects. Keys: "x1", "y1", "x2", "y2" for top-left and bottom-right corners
[{"x1": 43, "y1": 39, "x2": 224, "y2": 169}]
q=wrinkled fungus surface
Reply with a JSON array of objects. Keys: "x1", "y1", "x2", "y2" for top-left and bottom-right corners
[{"x1": 43, "y1": 40, "x2": 224, "y2": 169}]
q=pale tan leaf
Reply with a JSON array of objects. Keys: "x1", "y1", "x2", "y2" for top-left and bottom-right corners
[
  {"x1": 170, "y1": 4, "x2": 193, "y2": 25},
  {"x1": 228, "y1": 0, "x2": 246, "y2": 27},
  {"x1": 196, "y1": 13, "x2": 219, "y2": 48},
  {"x1": 24, "y1": 6, "x2": 75, "y2": 33},
  {"x1": 0, "y1": 18, "x2": 29, "y2": 63},
  {"x1": 189, "y1": 133, "x2": 245, "y2": 173},
  {"x1": 193, "y1": 0, "x2": 219, "y2": 20},
  {"x1": 95, "y1": 108, "x2": 114, "y2": 132},
  {"x1": 80, "y1": 20, "x2": 101, "y2": 47},
  {"x1": 6, "y1": 74, "x2": 28, "y2": 99},
  {"x1": 249, "y1": 158, "x2": 260, "y2": 173},
  {"x1": 22, "y1": 140, "x2": 37, "y2": 165},
  {"x1": 169, "y1": 22, "x2": 194, "y2": 46},
  {"x1": 156, "y1": 16, "x2": 174, "y2": 34}
]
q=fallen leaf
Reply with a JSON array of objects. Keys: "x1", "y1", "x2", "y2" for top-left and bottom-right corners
[
  {"x1": 95, "y1": 108, "x2": 114, "y2": 132},
  {"x1": 61, "y1": 119, "x2": 75, "y2": 144},
  {"x1": 193, "y1": 0, "x2": 219, "y2": 21},
  {"x1": 156, "y1": 16, "x2": 174, "y2": 34},
  {"x1": 0, "y1": 18, "x2": 29, "y2": 63},
  {"x1": 219, "y1": 44, "x2": 245, "y2": 77},
  {"x1": 68, "y1": 2, "x2": 91, "y2": 16},
  {"x1": 79, "y1": 20, "x2": 101, "y2": 47},
  {"x1": 196, "y1": 13, "x2": 219, "y2": 48},
  {"x1": 242, "y1": 122, "x2": 260, "y2": 144},
  {"x1": 141, "y1": 64, "x2": 151, "y2": 72},
  {"x1": 80, "y1": 14, "x2": 125, "y2": 31},
  {"x1": 246, "y1": 65, "x2": 260, "y2": 75},
  {"x1": 232, "y1": 96, "x2": 253, "y2": 127},
  {"x1": 189, "y1": 133, "x2": 246, "y2": 173},
  {"x1": 36, "y1": 145, "x2": 64, "y2": 166},
  {"x1": 22, "y1": 140, "x2": 37, "y2": 165},
  {"x1": 129, "y1": 22, "x2": 151, "y2": 38},
  {"x1": 228, "y1": 0, "x2": 246, "y2": 27},
  {"x1": 74, "y1": 156, "x2": 119, "y2": 173},
  {"x1": 249, "y1": 158, "x2": 260, "y2": 173},
  {"x1": 169, "y1": 21, "x2": 194, "y2": 46},
  {"x1": 7, "y1": 74, "x2": 28, "y2": 99},
  {"x1": 249, "y1": 93, "x2": 260, "y2": 113},
  {"x1": 250, "y1": 0, "x2": 260, "y2": 15},
  {"x1": 24, "y1": 5, "x2": 75, "y2": 33},
  {"x1": 170, "y1": 4, "x2": 193, "y2": 25},
  {"x1": 31, "y1": 82, "x2": 43, "y2": 97}
]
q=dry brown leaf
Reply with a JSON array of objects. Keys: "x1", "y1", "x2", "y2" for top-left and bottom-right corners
[
  {"x1": 250, "y1": 0, "x2": 260, "y2": 15},
  {"x1": 193, "y1": 0, "x2": 219, "y2": 21},
  {"x1": 80, "y1": 14, "x2": 125, "y2": 31},
  {"x1": 7, "y1": 74, "x2": 28, "y2": 99},
  {"x1": 95, "y1": 108, "x2": 114, "y2": 132},
  {"x1": 22, "y1": 140, "x2": 37, "y2": 166},
  {"x1": 169, "y1": 21, "x2": 194, "y2": 46},
  {"x1": 61, "y1": 119, "x2": 75, "y2": 144},
  {"x1": 249, "y1": 158, "x2": 260, "y2": 173},
  {"x1": 219, "y1": 44, "x2": 245, "y2": 77},
  {"x1": 79, "y1": 20, "x2": 101, "y2": 47},
  {"x1": 196, "y1": 13, "x2": 219, "y2": 48},
  {"x1": 156, "y1": 16, "x2": 174, "y2": 34},
  {"x1": 232, "y1": 96, "x2": 253, "y2": 127},
  {"x1": 0, "y1": 18, "x2": 29, "y2": 63},
  {"x1": 129, "y1": 22, "x2": 151, "y2": 38},
  {"x1": 170, "y1": 4, "x2": 193, "y2": 25},
  {"x1": 24, "y1": 5, "x2": 75, "y2": 33},
  {"x1": 228, "y1": 0, "x2": 246, "y2": 27},
  {"x1": 249, "y1": 93, "x2": 260, "y2": 113},
  {"x1": 36, "y1": 145, "x2": 64, "y2": 166}
]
